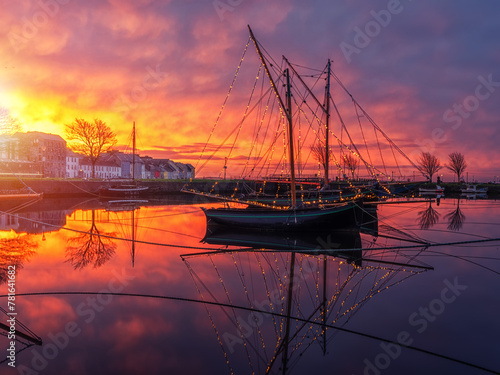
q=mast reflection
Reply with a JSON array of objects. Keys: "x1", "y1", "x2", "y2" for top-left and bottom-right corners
[{"x1": 184, "y1": 210, "x2": 431, "y2": 374}]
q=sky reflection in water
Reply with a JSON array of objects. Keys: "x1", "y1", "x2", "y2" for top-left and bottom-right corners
[{"x1": 0, "y1": 197, "x2": 499, "y2": 375}]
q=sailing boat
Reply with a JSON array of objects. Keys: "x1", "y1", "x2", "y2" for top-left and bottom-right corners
[
  {"x1": 99, "y1": 122, "x2": 149, "y2": 197},
  {"x1": 198, "y1": 27, "x2": 361, "y2": 231}
]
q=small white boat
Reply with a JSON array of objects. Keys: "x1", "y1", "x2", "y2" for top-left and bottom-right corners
[
  {"x1": 419, "y1": 185, "x2": 444, "y2": 194},
  {"x1": 99, "y1": 122, "x2": 149, "y2": 197},
  {"x1": 461, "y1": 184, "x2": 488, "y2": 194}
]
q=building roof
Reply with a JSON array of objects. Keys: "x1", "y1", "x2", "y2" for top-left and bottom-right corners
[
  {"x1": 175, "y1": 162, "x2": 189, "y2": 172},
  {"x1": 66, "y1": 149, "x2": 83, "y2": 158},
  {"x1": 163, "y1": 164, "x2": 177, "y2": 172},
  {"x1": 105, "y1": 151, "x2": 144, "y2": 164},
  {"x1": 17, "y1": 131, "x2": 66, "y2": 143}
]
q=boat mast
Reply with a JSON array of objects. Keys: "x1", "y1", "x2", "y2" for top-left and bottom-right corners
[
  {"x1": 285, "y1": 68, "x2": 297, "y2": 208},
  {"x1": 132, "y1": 121, "x2": 136, "y2": 180},
  {"x1": 283, "y1": 56, "x2": 331, "y2": 188},
  {"x1": 325, "y1": 59, "x2": 331, "y2": 187},
  {"x1": 248, "y1": 26, "x2": 296, "y2": 208}
]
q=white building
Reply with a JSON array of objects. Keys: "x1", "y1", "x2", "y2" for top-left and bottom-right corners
[
  {"x1": 66, "y1": 150, "x2": 82, "y2": 178},
  {"x1": 77, "y1": 155, "x2": 122, "y2": 179},
  {"x1": 80, "y1": 160, "x2": 121, "y2": 179}
]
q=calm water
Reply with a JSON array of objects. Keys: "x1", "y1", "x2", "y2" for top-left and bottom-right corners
[{"x1": 1, "y1": 196, "x2": 499, "y2": 375}]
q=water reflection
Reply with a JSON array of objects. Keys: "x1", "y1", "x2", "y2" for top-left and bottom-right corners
[
  {"x1": 0, "y1": 233, "x2": 37, "y2": 284},
  {"x1": 444, "y1": 200, "x2": 466, "y2": 232},
  {"x1": 65, "y1": 209, "x2": 117, "y2": 270},
  {"x1": 0, "y1": 197, "x2": 499, "y2": 374},
  {"x1": 182, "y1": 244, "x2": 429, "y2": 374},
  {"x1": 203, "y1": 225, "x2": 363, "y2": 264},
  {"x1": 416, "y1": 198, "x2": 469, "y2": 231},
  {"x1": 185, "y1": 204, "x2": 436, "y2": 374},
  {"x1": 417, "y1": 200, "x2": 440, "y2": 229},
  {"x1": 103, "y1": 200, "x2": 143, "y2": 266}
]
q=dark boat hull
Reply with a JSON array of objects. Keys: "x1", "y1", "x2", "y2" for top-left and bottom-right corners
[{"x1": 201, "y1": 202, "x2": 360, "y2": 230}]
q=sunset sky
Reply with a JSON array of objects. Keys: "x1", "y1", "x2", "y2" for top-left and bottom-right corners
[{"x1": 1, "y1": 0, "x2": 499, "y2": 180}]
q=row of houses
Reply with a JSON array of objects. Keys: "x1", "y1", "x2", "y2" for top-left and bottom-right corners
[{"x1": 0, "y1": 131, "x2": 195, "y2": 180}]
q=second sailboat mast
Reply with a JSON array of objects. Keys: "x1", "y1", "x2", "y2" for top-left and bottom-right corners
[{"x1": 285, "y1": 68, "x2": 296, "y2": 208}]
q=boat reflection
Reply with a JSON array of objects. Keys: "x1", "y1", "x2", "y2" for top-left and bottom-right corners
[
  {"x1": 185, "y1": 203, "x2": 435, "y2": 374},
  {"x1": 183, "y1": 239, "x2": 430, "y2": 374},
  {"x1": 103, "y1": 200, "x2": 143, "y2": 266},
  {"x1": 203, "y1": 224, "x2": 363, "y2": 265},
  {"x1": 461, "y1": 193, "x2": 488, "y2": 200}
]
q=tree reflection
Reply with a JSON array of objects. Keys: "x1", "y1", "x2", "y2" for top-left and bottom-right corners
[
  {"x1": 445, "y1": 200, "x2": 466, "y2": 231},
  {"x1": 418, "y1": 201, "x2": 440, "y2": 229},
  {"x1": 0, "y1": 233, "x2": 38, "y2": 283},
  {"x1": 66, "y1": 210, "x2": 117, "y2": 269}
]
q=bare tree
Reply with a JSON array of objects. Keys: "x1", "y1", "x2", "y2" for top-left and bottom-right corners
[
  {"x1": 343, "y1": 153, "x2": 359, "y2": 180},
  {"x1": 311, "y1": 143, "x2": 333, "y2": 178},
  {"x1": 65, "y1": 118, "x2": 117, "y2": 178},
  {"x1": 446, "y1": 152, "x2": 467, "y2": 182},
  {"x1": 417, "y1": 152, "x2": 442, "y2": 182}
]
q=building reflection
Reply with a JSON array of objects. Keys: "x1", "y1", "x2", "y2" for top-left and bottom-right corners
[
  {"x1": 0, "y1": 195, "x2": 206, "y2": 268},
  {"x1": 0, "y1": 210, "x2": 67, "y2": 234}
]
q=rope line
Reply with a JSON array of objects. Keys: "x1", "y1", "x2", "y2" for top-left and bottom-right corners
[{"x1": 3, "y1": 291, "x2": 497, "y2": 375}]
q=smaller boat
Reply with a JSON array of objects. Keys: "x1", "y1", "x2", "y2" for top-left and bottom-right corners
[
  {"x1": 0, "y1": 186, "x2": 43, "y2": 200},
  {"x1": 461, "y1": 184, "x2": 488, "y2": 194},
  {"x1": 100, "y1": 184, "x2": 149, "y2": 196},
  {"x1": 0, "y1": 192, "x2": 43, "y2": 200},
  {"x1": 419, "y1": 185, "x2": 444, "y2": 194},
  {"x1": 99, "y1": 122, "x2": 149, "y2": 197}
]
